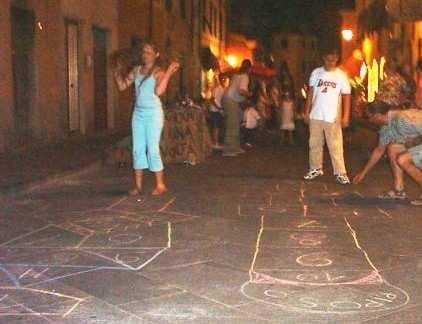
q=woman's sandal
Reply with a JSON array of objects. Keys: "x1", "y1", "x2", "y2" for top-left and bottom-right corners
[
  {"x1": 410, "y1": 195, "x2": 422, "y2": 206},
  {"x1": 378, "y1": 190, "x2": 407, "y2": 200},
  {"x1": 128, "y1": 188, "x2": 142, "y2": 196},
  {"x1": 152, "y1": 186, "x2": 167, "y2": 196}
]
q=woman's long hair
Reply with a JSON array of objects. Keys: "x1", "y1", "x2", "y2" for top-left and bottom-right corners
[
  {"x1": 109, "y1": 44, "x2": 142, "y2": 79},
  {"x1": 137, "y1": 41, "x2": 162, "y2": 92},
  {"x1": 238, "y1": 59, "x2": 252, "y2": 74},
  {"x1": 110, "y1": 41, "x2": 162, "y2": 91}
]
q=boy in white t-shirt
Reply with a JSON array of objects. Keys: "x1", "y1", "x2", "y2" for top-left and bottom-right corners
[{"x1": 303, "y1": 48, "x2": 352, "y2": 184}]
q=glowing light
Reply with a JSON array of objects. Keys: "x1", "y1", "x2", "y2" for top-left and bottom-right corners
[
  {"x1": 226, "y1": 55, "x2": 239, "y2": 68},
  {"x1": 37, "y1": 22, "x2": 43, "y2": 30},
  {"x1": 358, "y1": 56, "x2": 386, "y2": 102},
  {"x1": 301, "y1": 88, "x2": 307, "y2": 99},
  {"x1": 380, "y1": 56, "x2": 386, "y2": 80},
  {"x1": 359, "y1": 63, "x2": 368, "y2": 80},
  {"x1": 342, "y1": 29, "x2": 354, "y2": 41},
  {"x1": 367, "y1": 59, "x2": 379, "y2": 103},
  {"x1": 362, "y1": 37, "x2": 373, "y2": 63},
  {"x1": 206, "y1": 69, "x2": 214, "y2": 84},
  {"x1": 352, "y1": 49, "x2": 363, "y2": 61}
]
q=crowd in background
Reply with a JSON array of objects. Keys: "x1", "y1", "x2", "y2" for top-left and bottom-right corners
[
  {"x1": 206, "y1": 57, "x2": 422, "y2": 152},
  {"x1": 206, "y1": 60, "x2": 304, "y2": 154},
  {"x1": 110, "y1": 39, "x2": 422, "y2": 204},
  {"x1": 204, "y1": 53, "x2": 422, "y2": 204}
]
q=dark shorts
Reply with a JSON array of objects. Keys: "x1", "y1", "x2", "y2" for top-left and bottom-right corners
[{"x1": 209, "y1": 111, "x2": 223, "y2": 129}]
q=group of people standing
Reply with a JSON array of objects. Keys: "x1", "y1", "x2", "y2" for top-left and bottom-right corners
[
  {"x1": 208, "y1": 60, "x2": 298, "y2": 156},
  {"x1": 112, "y1": 40, "x2": 422, "y2": 205},
  {"x1": 208, "y1": 48, "x2": 422, "y2": 204},
  {"x1": 207, "y1": 48, "x2": 351, "y2": 186}
]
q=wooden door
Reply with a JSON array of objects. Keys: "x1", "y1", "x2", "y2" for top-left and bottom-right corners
[
  {"x1": 11, "y1": 6, "x2": 35, "y2": 143},
  {"x1": 93, "y1": 27, "x2": 108, "y2": 130},
  {"x1": 66, "y1": 21, "x2": 80, "y2": 131}
]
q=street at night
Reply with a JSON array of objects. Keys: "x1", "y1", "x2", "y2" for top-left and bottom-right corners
[
  {"x1": 2, "y1": 0, "x2": 422, "y2": 323},
  {"x1": 1, "y1": 138, "x2": 421, "y2": 323}
]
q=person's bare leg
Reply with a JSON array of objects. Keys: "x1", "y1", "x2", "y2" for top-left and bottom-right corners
[
  {"x1": 397, "y1": 153, "x2": 422, "y2": 196},
  {"x1": 387, "y1": 144, "x2": 406, "y2": 191},
  {"x1": 129, "y1": 170, "x2": 143, "y2": 195},
  {"x1": 280, "y1": 130, "x2": 285, "y2": 144},
  {"x1": 288, "y1": 130, "x2": 294, "y2": 145},
  {"x1": 213, "y1": 128, "x2": 220, "y2": 146},
  {"x1": 152, "y1": 171, "x2": 167, "y2": 195}
]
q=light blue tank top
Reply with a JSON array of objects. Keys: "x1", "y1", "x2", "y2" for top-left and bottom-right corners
[{"x1": 134, "y1": 70, "x2": 162, "y2": 110}]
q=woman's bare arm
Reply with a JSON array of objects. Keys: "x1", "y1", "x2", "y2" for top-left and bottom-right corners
[
  {"x1": 114, "y1": 67, "x2": 137, "y2": 91},
  {"x1": 155, "y1": 62, "x2": 180, "y2": 96},
  {"x1": 353, "y1": 144, "x2": 387, "y2": 183}
]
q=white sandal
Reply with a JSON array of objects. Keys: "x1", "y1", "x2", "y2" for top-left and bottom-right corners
[{"x1": 410, "y1": 195, "x2": 422, "y2": 206}]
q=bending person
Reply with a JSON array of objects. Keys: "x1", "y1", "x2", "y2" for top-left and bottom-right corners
[
  {"x1": 114, "y1": 41, "x2": 180, "y2": 196},
  {"x1": 353, "y1": 101, "x2": 422, "y2": 205}
]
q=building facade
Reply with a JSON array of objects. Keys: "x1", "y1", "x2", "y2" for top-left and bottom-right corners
[
  {"x1": 119, "y1": 0, "x2": 198, "y2": 129},
  {"x1": 1, "y1": 0, "x2": 229, "y2": 153},
  {"x1": 341, "y1": 0, "x2": 422, "y2": 69},
  {"x1": 0, "y1": 0, "x2": 119, "y2": 153},
  {"x1": 272, "y1": 32, "x2": 319, "y2": 92}
]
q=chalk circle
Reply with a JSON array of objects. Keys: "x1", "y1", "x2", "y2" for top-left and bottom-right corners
[
  {"x1": 296, "y1": 273, "x2": 320, "y2": 282},
  {"x1": 296, "y1": 253, "x2": 333, "y2": 267},
  {"x1": 264, "y1": 289, "x2": 288, "y2": 299},
  {"x1": 240, "y1": 280, "x2": 410, "y2": 315},
  {"x1": 289, "y1": 233, "x2": 327, "y2": 247},
  {"x1": 120, "y1": 256, "x2": 140, "y2": 263},
  {"x1": 108, "y1": 234, "x2": 142, "y2": 245},
  {"x1": 116, "y1": 253, "x2": 145, "y2": 263},
  {"x1": 330, "y1": 301, "x2": 362, "y2": 310},
  {"x1": 290, "y1": 233, "x2": 327, "y2": 241},
  {"x1": 299, "y1": 239, "x2": 321, "y2": 247}
]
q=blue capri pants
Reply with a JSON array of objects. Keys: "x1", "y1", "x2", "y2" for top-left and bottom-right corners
[{"x1": 131, "y1": 107, "x2": 164, "y2": 172}]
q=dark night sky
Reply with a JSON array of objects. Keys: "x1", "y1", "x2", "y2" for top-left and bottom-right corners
[{"x1": 230, "y1": 0, "x2": 355, "y2": 48}]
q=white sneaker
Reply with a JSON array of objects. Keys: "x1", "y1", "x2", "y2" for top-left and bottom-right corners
[
  {"x1": 304, "y1": 169, "x2": 324, "y2": 180},
  {"x1": 336, "y1": 174, "x2": 350, "y2": 185}
]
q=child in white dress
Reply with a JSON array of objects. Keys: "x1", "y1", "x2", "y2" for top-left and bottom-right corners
[{"x1": 280, "y1": 89, "x2": 295, "y2": 144}]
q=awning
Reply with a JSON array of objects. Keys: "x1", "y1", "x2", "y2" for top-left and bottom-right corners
[{"x1": 386, "y1": 0, "x2": 422, "y2": 21}]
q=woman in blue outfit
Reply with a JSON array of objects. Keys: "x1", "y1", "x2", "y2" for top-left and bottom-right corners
[{"x1": 114, "y1": 42, "x2": 180, "y2": 195}]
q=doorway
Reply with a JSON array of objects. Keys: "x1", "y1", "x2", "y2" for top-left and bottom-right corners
[
  {"x1": 66, "y1": 20, "x2": 80, "y2": 131},
  {"x1": 11, "y1": 6, "x2": 35, "y2": 143},
  {"x1": 92, "y1": 27, "x2": 108, "y2": 130}
]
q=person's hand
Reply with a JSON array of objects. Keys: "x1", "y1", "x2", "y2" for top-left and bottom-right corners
[
  {"x1": 352, "y1": 172, "x2": 365, "y2": 184},
  {"x1": 167, "y1": 61, "x2": 180, "y2": 75}
]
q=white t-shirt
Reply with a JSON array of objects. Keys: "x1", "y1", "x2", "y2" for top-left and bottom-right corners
[
  {"x1": 210, "y1": 85, "x2": 224, "y2": 112},
  {"x1": 225, "y1": 73, "x2": 249, "y2": 103},
  {"x1": 309, "y1": 67, "x2": 351, "y2": 123},
  {"x1": 244, "y1": 107, "x2": 260, "y2": 129}
]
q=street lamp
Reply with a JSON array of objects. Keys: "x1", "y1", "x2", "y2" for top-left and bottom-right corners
[
  {"x1": 226, "y1": 55, "x2": 239, "y2": 68},
  {"x1": 342, "y1": 29, "x2": 354, "y2": 41}
]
